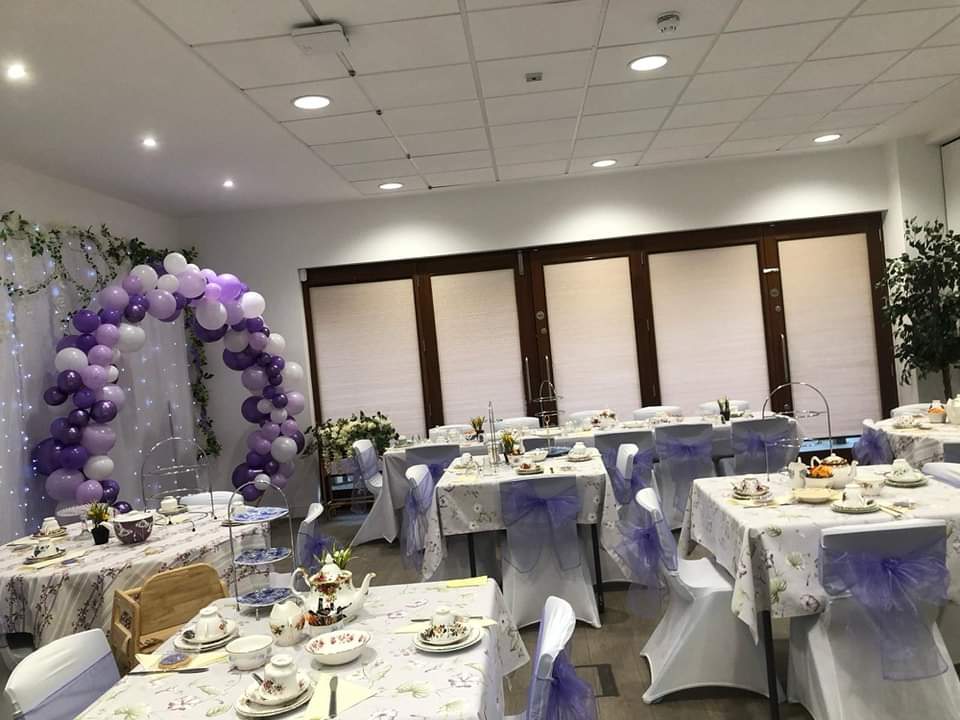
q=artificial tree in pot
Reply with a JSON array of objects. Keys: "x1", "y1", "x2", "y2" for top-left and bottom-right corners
[{"x1": 880, "y1": 219, "x2": 960, "y2": 398}]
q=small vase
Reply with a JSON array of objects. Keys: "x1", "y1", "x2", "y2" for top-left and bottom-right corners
[{"x1": 91, "y1": 523, "x2": 109, "y2": 545}]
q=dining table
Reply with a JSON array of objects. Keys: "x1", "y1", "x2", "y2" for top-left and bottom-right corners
[
  {"x1": 77, "y1": 578, "x2": 528, "y2": 720},
  {"x1": 0, "y1": 510, "x2": 269, "y2": 647},
  {"x1": 874, "y1": 417, "x2": 960, "y2": 466}
]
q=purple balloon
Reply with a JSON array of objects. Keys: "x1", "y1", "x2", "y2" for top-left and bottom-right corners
[
  {"x1": 200, "y1": 268, "x2": 218, "y2": 283},
  {"x1": 256, "y1": 353, "x2": 273, "y2": 367},
  {"x1": 177, "y1": 269, "x2": 205, "y2": 299},
  {"x1": 96, "y1": 384, "x2": 126, "y2": 408},
  {"x1": 248, "y1": 332, "x2": 268, "y2": 351},
  {"x1": 231, "y1": 462, "x2": 259, "y2": 489},
  {"x1": 73, "y1": 387, "x2": 96, "y2": 409},
  {"x1": 241, "y1": 367, "x2": 268, "y2": 391},
  {"x1": 44, "y1": 386, "x2": 68, "y2": 406},
  {"x1": 59, "y1": 444, "x2": 89, "y2": 471},
  {"x1": 241, "y1": 396, "x2": 266, "y2": 424},
  {"x1": 80, "y1": 364, "x2": 108, "y2": 390},
  {"x1": 230, "y1": 320, "x2": 247, "y2": 331},
  {"x1": 204, "y1": 282, "x2": 222, "y2": 301},
  {"x1": 146, "y1": 289, "x2": 177, "y2": 320},
  {"x1": 218, "y1": 273, "x2": 243, "y2": 301},
  {"x1": 285, "y1": 391, "x2": 306, "y2": 416},
  {"x1": 246, "y1": 317, "x2": 265, "y2": 333},
  {"x1": 121, "y1": 274, "x2": 143, "y2": 295},
  {"x1": 94, "y1": 323, "x2": 119, "y2": 347},
  {"x1": 261, "y1": 326, "x2": 270, "y2": 336},
  {"x1": 100, "y1": 479, "x2": 119, "y2": 504},
  {"x1": 72, "y1": 309, "x2": 100, "y2": 334},
  {"x1": 264, "y1": 459, "x2": 279, "y2": 475},
  {"x1": 56, "y1": 335, "x2": 79, "y2": 351},
  {"x1": 124, "y1": 303, "x2": 147, "y2": 323},
  {"x1": 272, "y1": 393, "x2": 288, "y2": 409},
  {"x1": 174, "y1": 292, "x2": 189, "y2": 310},
  {"x1": 281, "y1": 419, "x2": 299, "y2": 437},
  {"x1": 191, "y1": 318, "x2": 227, "y2": 343},
  {"x1": 161, "y1": 307, "x2": 182, "y2": 322},
  {"x1": 246, "y1": 451, "x2": 267, "y2": 469},
  {"x1": 57, "y1": 370, "x2": 82, "y2": 393},
  {"x1": 75, "y1": 480, "x2": 103, "y2": 504},
  {"x1": 113, "y1": 501, "x2": 132, "y2": 514},
  {"x1": 67, "y1": 409, "x2": 89, "y2": 427},
  {"x1": 99, "y1": 285, "x2": 129, "y2": 311},
  {"x1": 90, "y1": 400, "x2": 117, "y2": 423},
  {"x1": 77, "y1": 334, "x2": 97, "y2": 353},
  {"x1": 46, "y1": 469, "x2": 84, "y2": 501},
  {"x1": 268, "y1": 374, "x2": 283, "y2": 387},
  {"x1": 99, "y1": 308, "x2": 123, "y2": 326},
  {"x1": 292, "y1": 431, "x2": 305, "y2": 453},
  {"x1": 128, "y1": 293, "x2": 148, "y2": 309},
  {"x1": 82, "y1": 424, "x2": 116, "y2": 454},
  {"x1": 240, "y1": 484, "x2": 262, "y2": 502},
  {"x1": 87, "y1": 344, "x2": 113, "y2": 366},
  {"x1": 262, "y1": 386, "x2": 278, "y2": 400},
  {"x1": 51, "y1": 417, "x2": 72, "y2": 443},
  {"x1": 269, "y1": 357, "x2": 285, "y2": 373},
  {"x1": 247, "y1": 431, "x2": 272, "y2": 456},
  {"x1": 270, "y1": 473, "x2": 289, "y2": 490},
  {"x1": 261, "y1": 422, "x2": 281, "y2": 441},
  {"x1": 31, "y1": 438, "x2": 62, "y2": 476},
  {"x1": 223, "y1": 349, "x2": 252, "y2": 371}
]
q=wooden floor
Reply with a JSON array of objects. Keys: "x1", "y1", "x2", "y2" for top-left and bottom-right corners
[{"x1": 314, "y1": 511, "x2": 815, "y2": 720}]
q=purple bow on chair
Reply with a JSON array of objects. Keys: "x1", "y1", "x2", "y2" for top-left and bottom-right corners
[
  {"x1": 501, "y1": 480, "x2": 581, "y2": 573},
  {"x1": 822, "y1": 537, "x2": 950, "y2": 681},
  {"x1": 657, "y1": 436, "x2": 713, "y2": 515},
  {"x1": 401, "y1": 473, "x2": 439, "y2": 569},
  {"x1": 853, "y1": 428, "x2": 893, "y2": 465},
  {"x1": 545, "y1": 650, "x2": 596, "y2": 720},
  {"x1": 600, "y1": 448, "x2": 654, "y2": 505},
  {"x1": 614, "y1": 510, "x2": 678, "y2": 617}
]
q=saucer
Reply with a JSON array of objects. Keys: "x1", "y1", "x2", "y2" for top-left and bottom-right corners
[
  {"x1": 566, "y1": 453, "x2": 592, "y2": 463},
  {"x1": 414, "y1": 626, "x2": 482, "y2": 654},
  {"x1": 516, "y1": 464, "x2": 544, "y2": 475},
  {"x1": 418, "y1": 619, "x2": 470, "y2": 646},
  {"x1": 244, "y1": 672, "x2": 311, "y2": 707},
  {"x1": 831, "y1": 499, "x2": 880, "y2": 514},
  {"x1": 23, "y1": 549, "x2": 65, "y2": 564},
  {"x1": 32, "y1": 528, "x2": 67, "y2": 539},
  {"x1": 158, "y1": 505, "x2": 187, "y2": 516},
  {"x1": 174, "y1": 619, "x2": 238, "y2": 651},
  {"x1": 235, "y1": 685, "x2": 313, "y2": 717}
]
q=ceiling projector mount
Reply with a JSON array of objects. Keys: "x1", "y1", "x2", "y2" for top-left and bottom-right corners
[{"x1": 657, "y1": 12, "x2": 680, "y2": 35}]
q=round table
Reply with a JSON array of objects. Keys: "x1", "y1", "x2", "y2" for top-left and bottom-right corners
[{"x1": 874, "y1": 417, "x2": 960, "y2": 466}]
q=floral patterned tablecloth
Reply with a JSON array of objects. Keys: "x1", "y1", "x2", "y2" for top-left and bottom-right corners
[
  {"x1": 0, "y1": 512, "x2": 268, "y2": 647},
  {"x1": 679, "y1": 467, "x2": 960, "y2": 641},
  {"x1": 874, "y1": 417, "x2": 960, "y2": 466},
  {"x1": 78, "y1": 579, "x2": 528, "y2": 720}
]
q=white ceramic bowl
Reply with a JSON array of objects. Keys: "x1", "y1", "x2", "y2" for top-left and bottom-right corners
[
  {"x1": 523, "y1": 449, "x2": 548, "y2": 463},
  {"x1": 226, "y1": 634, "x2": 272, "y2": 670},
  {"x1": 304, "y1": 630, "x2": 370, "y2": 666}
]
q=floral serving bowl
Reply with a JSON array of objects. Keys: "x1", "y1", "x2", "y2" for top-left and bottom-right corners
[
  {"x1": 304, "y1": 630, "x2": 370, "y2": 665},
  {"x1": 111, "y1": 511, "x2": 154, "y2": 544}
]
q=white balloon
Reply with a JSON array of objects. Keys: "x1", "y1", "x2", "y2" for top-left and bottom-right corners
[
  {"x1": 270, "y1": 408, "x2": 288, "y2": 423},
  {"x1": 55, "y1": 347, "x2": 88, "y2": 372},
  {"x1": 224, "y1": 329, "x2": 249, "y2": 353},
  {"x1": 185, "y1": 263, "x2": 200, "y2": 273},
  {"x1": 239, "y1": 291, "x2": 266, "y2": 319},
  {"x1": 163, "y1": 252, "x2": 188, "y2": 275},
  {"x1": 112, "y1": 348, "x2": 122, "y2": 364},
  {"x1": 257, "y1": 399, "x2": 273, "y2": 414},
  {"x1": 156, "y1": 274, "x2": 179, "y2": 293},
  {"x1": 107, "y1": 365, "x2": 120, "y2": 383},
  {"x1": 265, "y1": 333, "x2": 286, "y2": 355},
  {"x1": 195, "y1": 299, "x2": 227, "y2": 330},
  {"x1": 284, "y1": 361, "x2": 304, "y2": 384},
  {"x1": 130, "y1": 264, "x2": 158, "y2": 290},
  {"x1": 83, "y1": 455, "x2": 114, "y2": 481},
  {"x1": 271, "y1": 436, "x2": 298, "y2": 463},
  {"x1": 117, "y1": 323, "x2": 146, "y2": 353},
  {"x1": 254, "y1": 473, "x2": 271, "y2": 490}
]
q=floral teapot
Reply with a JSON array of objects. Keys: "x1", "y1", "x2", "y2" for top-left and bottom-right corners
[
  {"x1": 946, "y1": 396, "x2": 960, "y2": 425},
  {"x1": 290, "y1": 561, "x2": 375, "y2": 626}
]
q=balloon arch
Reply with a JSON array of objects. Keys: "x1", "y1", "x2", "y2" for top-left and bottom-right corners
[{"x1": 30, "y1": 252, "x2": 307, "y2": 511}]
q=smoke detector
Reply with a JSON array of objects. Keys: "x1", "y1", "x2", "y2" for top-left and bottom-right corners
[{"x1": 657, "y1": 12, "x2": 680, "y2": 35}]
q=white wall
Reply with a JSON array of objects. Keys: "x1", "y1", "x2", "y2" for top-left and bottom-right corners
[{"x1": 944, "y1": 138, "x2": 960, "y2": 232}]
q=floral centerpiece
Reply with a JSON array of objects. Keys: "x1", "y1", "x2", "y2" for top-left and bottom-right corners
[
  {"x1": 303, "y1": 411, "x2": 397, "y2": 464},
  {"x1": 87, "y1": 502, "x2": 111, "y2": 545},
  {"x1": 500, "y1": 429, "x2": 520, "y2": 457},
  {"x1": 717, "y1": 396, "x2": 731, "y2": 423},
  {"x1": 589, "y1": 409, "x2": 617, "y2": 427},
  {"x1": 469, "y1": 416, "x2": 485, "y2": 441}
]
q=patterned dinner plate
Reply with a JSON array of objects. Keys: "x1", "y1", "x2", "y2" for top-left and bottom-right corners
[
  {"x1": 831, "y1": 500, "x2": 880, "y2": 514},
  {"x1": 235, "y1": 684, "x2": 313, "y2": 717},
  {"x1": 413, "y1": 626, "x2": 482, "y2": 654},
  {"x1": 23, "y1": 549, "x2": 66, "y2": 564},
  {"x1": 234, "y1": 547, "x2": 292, "y2": 566},
  {"x1": 228, "y1": 507, "x2": 289, "y2": 524},
  {"x1": 516, "y1": 466, "x2": 544, "y2": 475},
  {"x1": 237, "y1": 586, "x2": 293, "y2": 608}
]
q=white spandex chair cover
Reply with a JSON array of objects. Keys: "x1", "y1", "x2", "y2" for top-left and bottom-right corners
[
  {"x1": 272, "y1": 502, "x2": 324, "y2": 588},
  {"x1": 697, "y1": 399, "x2": 750, "y2": 415},
  {"x1": 944, "y1": 443, "x2": 960, "y2": 463},
  {"x1": 351, "y1": 439, "x2": 397, "y2": 547},
  {"x1": 633, "y1": 406, "x2": 682, "y2": 420},
  {"x1": 403, "y1": 465, "x2": 471, "y2": 581},
  {"x1": 4, "y1": 628, "x2": 119, "y2": 720},
  {"x1": 891, "y1": 403, "x2": 931, "y2": 417},
  {"x1": 181, "y1": 491, "x2": 235, "y2": 506},
  {"x1": 499, "y1": 475, "x2": 600, "y2": 628},
  {"x1": 788, "y1": 520, "x2": 960, "y2": 720},
  {"x1": 405, "y1": 444, "x2": 460, "y2": 478},
  {"x1": 652, "y1": 423, "x2": 716, "y2": 529},
  {"x1": 428, "y1": 424, "x2": 471, "y2": 441},
  {"x1": 632, "y1": 488, "x2": 772, "y2": 703},
  {"x1": 495, "y1": 417, "x2": 540, "y2": 430},
  {"x1": 718, "y1": 416, "x2": 797, "y2": 476},
  {"x1": 566, "y1": 410, "x2": 603, "y2": 423}
]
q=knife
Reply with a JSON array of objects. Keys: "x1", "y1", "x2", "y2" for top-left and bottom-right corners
[
  {"x1": 329, "y1": 675, "x2": 338, "y2": 719},
  {"x1": 128, "y1": 667, "x2": 209, "y2": 675}
]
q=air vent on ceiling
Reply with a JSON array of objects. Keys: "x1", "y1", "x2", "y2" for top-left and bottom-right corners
[
  {"x1": 525, "y1": 72, "x2": 543, "y2": 83},
  {"x1": 657, "y1": 12, "x2": 680, "y2": 35},
  {"x1": 291, "y1": 24, "x2": 349, "y2": 55}
]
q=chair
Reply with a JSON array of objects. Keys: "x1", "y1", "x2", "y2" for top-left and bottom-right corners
[
  {"x1": 270, "y1": 502, "x2": 326, "y2": 586},
  {"x1": 4, "y1": 629, "x2": 118, "y2": 719},
  {"x1": 944, "y1": 442, "x2": 960, "y2": 463},
  {"x1": 499, "y1": 475, "x2": 600, "y2": 628},
  {"x1": 788, "y1": 520, "x2": 960, "y2": 720},
  {"x1": 891, "y1": 403, "x2": 931, "y2": 417},
  {"x1": 350, "y1": 439, "x2": 396, "y2": 547},
  {"x1": 427, "y1": 424, "x2": 471, "y2": 441},
  {"x1": 181, "y1": 490, "x2": 235, "y2": 506},
  {"x1": 494, "y1": 416, "x2": 540, "y2": 430},
  {"x1": 718, "y1": 416, "x2": 797, "y2": 476},
  {"x1": 110, "y1": 563, "x2": 227, "y2": 673},
  {"x1": 401, "y1": 465, "x2": 473, "y2": 580},
  {"x1": 697, "y1": 399, "x2": 750, "y2": 415},
  {"x1": 852, "y1": 419, "x2": 894, "y2": 465},
  {"x1": 595, "y1": 433, "x2": 654, "y2": 507},
  {"x1": 653, "y1": 424, "x2": 716, "y2": 529},
  {"x1": 633, "y1": 406, "x2": 682, "y2": 420},
  {"x1": 627, "y1": 488, "x2": 772, "y2": 703},
  {"x1": 405, "y1": 444, "x2": 459, "y2": 481}
]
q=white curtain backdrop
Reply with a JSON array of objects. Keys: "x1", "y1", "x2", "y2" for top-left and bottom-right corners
[{"x1": 0, "y1": 230, "x2": 194, "y2": 544}]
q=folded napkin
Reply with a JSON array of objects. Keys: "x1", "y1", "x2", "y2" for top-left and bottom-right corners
[
  {"x1": 446, "y1": 575, "x2": 488, "y2": 588},
  {"x1": 923, "y1": 462, "x2": 960, "y2": 488},
  {"x1": 394, "y1": 617, "x2": 497, "y2": 634},
  {"x1": 306, "y1": 673, "x2": 375, "y2": 720},
  {"x1": 19, "y1": 549, "x2": 86, "y2": 570},
  {"x1": 135, "y1": 649, "x2": 228, "y2": 670}
]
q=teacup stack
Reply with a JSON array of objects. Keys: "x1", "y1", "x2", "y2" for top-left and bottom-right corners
[
  {"x1": 236, "y1": 654, "x2": 314, "y2": 716},
  {"x1": 884, "y1": 459, "x2": 927, "y2": 488},
  {"x1": 174, "y1": 605, "x2": 238, "y2": 651},
  {"x1": 413, "y1": 606, "x2": 481, "y2": 653}
]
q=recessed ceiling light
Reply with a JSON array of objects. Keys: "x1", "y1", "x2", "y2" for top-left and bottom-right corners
[
  {"x1": 628, "y1": 55, "x2": 669, "y2": 72},
  {"x1": 814, "y1": 133, "x2": 841, "y2": 143},
  {"x1": 222, "y1": 179, "x2": 235, "y2": 188},
  {"x1": 379, "y1": 182, "x2": 403, "y2": 190},
  {"x1": 591, "y1": 159, "x2": 617, "y2": 168},
  {"x1": 292, "y1": 95, "x2": 331, "y2": 110},
  {"x1": 141, "y1": 136, "x2": 158, "y2": 149},
  {"x1": 5, "y1": 62, "x2": 27, "y2": 81}
]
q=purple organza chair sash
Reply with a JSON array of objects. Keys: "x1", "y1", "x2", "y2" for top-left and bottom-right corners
[
  {"x1": 22, "y1": 651, "x2": 118, "y2": 720},
  {"x1": 355, "y1": 443, "x2": 379, "y2": 482},
  {"x1": 600, "y1": 448, "x2": 654, "y2": 504},
  {"x1": 544, "y1": 650, "x2": 596, "y2": 720},
  {"x1": 853, "y1": 426, "x2": 894, "y2": 465},
  {"x1": 501, "y1": 479, "x2": 581, "y2": 573},
  {"x1": 614, "y1": 508, "x2": 678, "y2": 617},
  {"x1": 657, "y1": 436, "x2": 713, "y2": 515},
  {"x1": 822, "y1": 536, "x2": 950, "y2": 681},
  {"x1": 400, "y1": 473, "x2": 439, "y2": 568},
  {"x1": 732, "y1": 429, "x2": 793, "y2": 471}
]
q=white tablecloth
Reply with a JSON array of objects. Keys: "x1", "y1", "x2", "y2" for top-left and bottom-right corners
[
  {"x1": 679, "y1": 467, "x2": 960, "y2": 641},
  {"x1": 874, "y1": 417, "x2": 960, "y2": 466},
  {"x1": 79, "y1": 579, "x2": 528, "y2": 720}
]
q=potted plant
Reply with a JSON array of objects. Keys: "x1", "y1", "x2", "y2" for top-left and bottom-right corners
[
  {"x1": 302, "y1": 411, "x2": 397, "y2": 474},
  {"x1": 880, "y1": 219, "x2": 960, "y2": 398},
  {"x1": 87, "y1": 503, "x2": 111, "y2": 545},
  {"x1": 717, "y1": 397, "x2": 732, "y2": 423},
  {"x1": 500, "y1": 429, "x2": 519, "y2": 461},
  {"x1": 469, "y1": 416, "x2": 485, "y2": 442}
]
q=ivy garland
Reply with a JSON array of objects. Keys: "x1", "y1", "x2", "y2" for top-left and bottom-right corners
[{"x1": 0, "y1": 210, "x2": 222, "y2": 457}]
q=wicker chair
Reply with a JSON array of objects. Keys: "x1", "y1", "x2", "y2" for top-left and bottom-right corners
[{"x1": 110, "y1": 563, "x2": 226, "y2": 673}]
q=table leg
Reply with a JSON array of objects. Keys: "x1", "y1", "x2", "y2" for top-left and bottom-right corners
[
  {"x1": 468, "y1": 533, "x2": 477, "y2": 577},
  {"x1": 590, "y1": 524, "x2": 605, "y2": 613},
  {"x1": 759, "y1": 610, "x2": 780, "y2": 720}
]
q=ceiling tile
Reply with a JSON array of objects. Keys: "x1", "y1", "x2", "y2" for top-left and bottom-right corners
[
  {"x1": 649, "y1": 124, "x2": 737, "y2": 149},
  {"x1": 854, "y1": 0, "x2": 960, "y2": 13},
  {"x1": 312, "y1": 138, "x2": 407, "y2": 165},
  {"x1": 342, "y1": 15, "x2": 468, "y2": 74},
  {"x1": 681, "y1": 65, "x2": 795, "y2": 104},
  {"x1": 401, "y1": 127, "x2": 489, "y2": 155},
  {"x1": 142, "y1": 0, "x2": 313, "y2": 44},
  {"x1": 478, "y1": 51, "x2": 592, "y2": 98},
  {"x1": 811, "y1": 104, "x2": 909, "y2": 128},
  {"x1": 569, "y1": 154, "x2": 642, "y2": 172},
  {"x1": 284, "y1": 112, "x2": 391, "y2": 144},
  {"x1": 880, "y1": 46, "x2": 960, "y2": 81},
  {"x1": 592, "y1": 36, "x2": 714, "y2": 84},
  {"x1": 499, "y1": 160, "x2": 567, "y2": 180},
  {"x1": 246, "y1": 78, "x2": 373, "y2": 121},
  {"x1": 413, "y1": 150, "x2": 492, "y2": 173},
  {"x1": 841, "y1": 77, "x2": 956, "y2": 108},
  {"x1": 926, "y1": 16, "x2": 960, "y2": 46},
  {"x1": 489, "y1": 118, "x2": 577, "y2": 147},
  {"x1": 781, "y1": 126, "x2": 873, "y2": 148},
  {"x1": 600, "y1": 0, "x2": 738, "y2": 47},
  {"x1": 358, "y1": 65, "x2": 477, "y2": 109},
  {"x1": 730, "y1": 115, "x2": 823, "y2": 139},
  {"x1": 726, "y1": 0, "x2": 858, "y2": 31},
  {"x1": 466, "y1": 0, "x2": 545, "y2": 8},
  {"x1": 712, "y1": 136, "x2": 794, "y2": 156},
  {"x1": 584, "y1": 77, "x2": 687, "y2": 115},
  {"x1": 573, "y1": 132, "x2": 654, "y2": 156},
  {"x1": 338, "y1": 158, "x2": 419, "y2": 181},
  {"x1": 353, "y1": 175, "x2": 427, "y2": 195},
  {"x1": 425, "y1": 167, "x2": 496, "y2": 186},
  {"x1": 780, "y1": 53, "x2": 906, "y2": 92},
  {"x1": 641, "y1": 143, "x2": 719, "y2": 164},
  {"x1": 577, "y1": 108, "x2": 670, "y2": 138},
  {"x1": 494, "y1": 141, "x2": 572, "y2": 165},
  {"x1": 382, "y1": 100, "x2": 484, "y2": 135},
  {"x1": 486, "y1": 89, "x2": 584, "y2": 125},
  {"x1": 813, "y1": 9, "x2": 960, "y2": 59},
  {"x1": 701, "y1": 21, "x2": 839, "y2": 72},
  {"x1": 305, "y1": 0, "x2": 458, "y2": 25},
  {"x1": 665, "y1": 97, "x2": 764, "y2": 129},
  {"x1": 196, "y1": 36, "x2": 347, "y2": 88},
  {"x1": 469, "y1": 0, "x2": 600, "y2": 60},
  {"x1": 752, "y1": 86, "x2": 858, "y2": 119}
]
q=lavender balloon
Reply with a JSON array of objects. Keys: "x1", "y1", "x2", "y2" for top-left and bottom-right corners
[
  {"x1": 241, "y1": 367, "x2": 268, "y2": 391},
  {"x1": 98, "y1": 285, "x2": 129, "y2": 311},
  {"x1": 75, "y1": 480, "x2": 104, "y2": 504},
  {"x1": 80, "y1": 364, "x2": 108, "y2": 390},
  {"x1": 87, "y1": 344, "x2": 114, "y2": 366},
  {"x1": 96, "y1": 384, "x2": 126, "y2": 408},
  {"x1": 177, "y1": 269, "x2": 206, "y2": 298},
  {"x1": 285, "y1": 391, "x2": 306, "y2": 415},
  {"x1": 121, "y1": 274, "x2": 143, "y2": 295},
  {"x1": 46, "y1": 469, "x2": 84, "y2": 502},
  {"x1": 146, "y1": 289, "x2": 176, "y2": 320},
  {"x1": 82, "y1": 424, "x2": 116, "y2": 454},
  {"x1": 247, "y1": 432, "x2": 272, "y2": 456},
  {"x1": 261, "y1": 422, "x2": 281, "y2": 441}
]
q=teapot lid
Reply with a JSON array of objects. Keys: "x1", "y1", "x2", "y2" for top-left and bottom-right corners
[{"x1": 320, "y1": 562, "x2": 341, "y2": 580}]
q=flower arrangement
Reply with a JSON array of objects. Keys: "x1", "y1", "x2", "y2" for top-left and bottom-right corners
[
  {"x1": 86, "y1": 502, "x2": 110, "y2": 524},
  {"x1": 589, "y1": 409, "x2": 617, "y2": 426},
  {"x1": 303, "y1": 411, "x2": 397, "y2": 462},
  {"x1": 470, "y1": 416, "x2": 485, "y2": 433},
  {"x1": 717, "y1": 396, "x2": 731, "y2": 423},
  {"x1": 302, "y1": 535, "x2": 353, "y2": 572},
  {"x1": 500, "y1": 429, "x2": 519, "y2": 456}
]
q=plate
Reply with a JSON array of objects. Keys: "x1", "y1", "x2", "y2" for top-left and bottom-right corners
[
  {"x1": 244, "y1": 672, "x2": 312, "y2": 707},
  {"x1": 228, "y1": 507, "x2": 288, "y2": 524},
  {"x1": 174, "y1": 619, "x2": 238, "y2": 651},
  {"x1": 235, "y1": 685, "x2": 313, "y2": 717},
  {"x1": 516, "y1": 465, "x2": 544, "y2": 475},
  {"x1": 158, "y1": 506, "x2": 188, "y2": 516},
  {"x1": 237, "y1": 586, "x2": 293, "y2": 608},
  {"x1": 794, "y1": 488, "x2": 834, "y2": 504},
  {"x1": 566, "y1": 454, "x2": 593, "y2": 463},
  {"x1": 418, "y1": 620, "x2": 470, "y2": 647},
  {"x1": 414, "y1": 626, "x2": 482, "y2": 654},
  {"x1": 31, "y1": 528, "x2": 67, "y2": 539},
  {"x1": 234, "y1": 547, "x2": 292, "y2": 566},
  {"x1": 23, "y1": 549, "x2": 65, "y2": 564},
  {"x1": 545, "y1": 446, "x2": 572, "y2": 458},
  {"x1": 831, "y1": 500, "x2": 881, "y2": 514}
]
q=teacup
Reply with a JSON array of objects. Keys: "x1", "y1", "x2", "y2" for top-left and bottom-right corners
[
  {"x1": 263, "y1": 654, "x2": 299, "y2": 702},
  {"x1": 194, "y1": 605, "x2": 228, "y2": 643},
  {"x1": 734, "y1": 476, "x2": 760, "y2": 494},
  {"x1": 842, "y1": 484, "x2": 865, "y2": 506},
  {"x1": 32, "y1": 541, "x2": 59, "y2": 559},
  {"x1": 858, "y1": 476, "x2": 884, "y2": 497},
  {"x1": 421, "y1": 606, "x2": 468, "y2": 645},
  {"x1": 891, "y1": 458, "x2": 912, "y2": 476},
  {"x1": 160, "y1": 496, "x2": 179, "y2": 513},
  {"x1": 570, "y1": 442, "x2": 587, "y2": 456},
  {"x1": 40, "y1": 516, "x2": 60, "y2": 535}
]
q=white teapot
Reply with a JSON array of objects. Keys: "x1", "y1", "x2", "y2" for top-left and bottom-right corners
[
  {"x1": 290, "y1": 561, "x2": 375, "y2": 627},
  {"x1": 945, "y1": 396, "x2": 960, "y2": 425}
]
